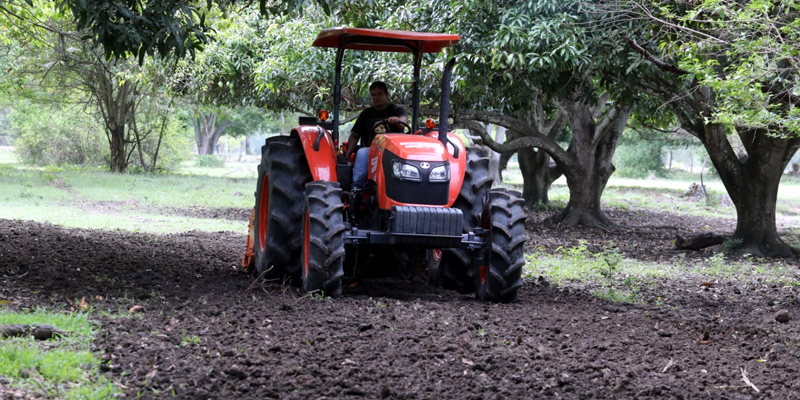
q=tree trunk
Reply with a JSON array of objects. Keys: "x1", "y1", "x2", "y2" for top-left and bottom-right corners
[
  {"x1": 109, "y1": 125, "x2": 127, "y2": 173},
  {"x1": 544, "y1": 96, "x2": 630, "y2": 229},
  {"x1": 498, "y1": 149, "x2": 515, "y2": 180},
  {"x1": 487, "y1": 124, "x2": 504, "y2": 182},
  {"x1": 194, "y1": 112, "x2": 231, "y2": 156},
  {"x1": 518, "y1": 147, "x2": 562, "y2": 208},
  {"x1": 94, "y1": 69, "x2": 134, "y2": 174},
  {"x1": 702, "y1": 122, "x2": 800, "y2": 257}
]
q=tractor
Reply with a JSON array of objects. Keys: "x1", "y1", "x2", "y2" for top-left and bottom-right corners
[{"x1": 242, "y1": 27, "x2": 526, "y2": 303}]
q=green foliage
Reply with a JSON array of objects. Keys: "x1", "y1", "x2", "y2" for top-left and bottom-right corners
[
  {"x1": 722, "y1": 237, "x2": 744, "y2": 252},
  {"x1": 615, "y1": 140, "x2": 667, "y2": 179},
  {"x1": 8, "y1": 101, "x2": 109, "y2": 167},
  {"x1": 195, "y1": 154, "x2": 225, "y2": 167},
  {"x1": 46, "y1": 0, "x2": 336, "y2": 63},
  {"x1": 593, "y1": 288, "x2": 638, "y2": 303},
  {"x1": 591, "y1": 245, "x2": 623, "y2": 288},
  {"x1": 667, "y1": 1, "x2": 800, "y2": 136},
  {"x1": 130, "y1": 110, "x2": 192, "y2": 172},
  {"x1": 179, "y1": 335, "x2": 201, "y2": 347}
]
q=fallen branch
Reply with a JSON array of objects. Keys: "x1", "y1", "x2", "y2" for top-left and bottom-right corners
[{"x1": 675, "y1": 232, "x2": 726, "y2": 250}]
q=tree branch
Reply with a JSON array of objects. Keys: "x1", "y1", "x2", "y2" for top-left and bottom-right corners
[
  {"x1": 455, "y1": 109, "x2": 544, "y2": 137},
  {"x1": 620, "y1": 32, "x2": 690, "y2": 76},
  {"x1": 452, "y1": 120, "x2": 571, "y2": 167}
]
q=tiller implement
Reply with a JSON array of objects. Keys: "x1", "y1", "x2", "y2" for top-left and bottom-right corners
[{"x1": 242, "y1": 27, "x2": 525, "y2": 302}]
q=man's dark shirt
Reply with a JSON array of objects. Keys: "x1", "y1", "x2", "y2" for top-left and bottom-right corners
[{"x1": 351, "y1": 104, "x2": 408, "y2": 148}]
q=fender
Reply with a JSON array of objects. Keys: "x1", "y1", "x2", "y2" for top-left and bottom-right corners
[
  {"x1": 425, "y1": 131, "x2": 466, "y2": 207},
  {"x1": 292, "y1": 126, "x2": 338, "y2": 182}
]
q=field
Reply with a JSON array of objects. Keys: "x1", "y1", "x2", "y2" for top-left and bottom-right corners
[{"x1": 2, "y1": 147, "x2": 800, "y2": 399}]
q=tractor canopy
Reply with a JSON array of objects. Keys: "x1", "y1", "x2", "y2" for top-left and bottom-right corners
[
  {"x1": 312, "y1": 27, "x2": 460, "y2": 53},
  {"x1": 311, "y1": 27, "x2": 460, "y2": 142}
]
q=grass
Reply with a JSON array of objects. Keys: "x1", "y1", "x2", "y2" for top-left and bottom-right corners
[
  {"x1": 0, "y1": 308, "x2": 121, "y2": 399},
  {"x1": 503, "y1": 161, "x2": 800, "y2": 224},
  {"x1": 0, "y1": 152, "x2": 255, "y2": 234},
  {"x1": 524, "y1": 241, "x2": 800, "y2": 304}
]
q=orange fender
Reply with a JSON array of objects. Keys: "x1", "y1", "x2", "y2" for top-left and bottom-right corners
[
  {"x1": 292, "y1": 126, "x2": 338, "y2": 182},
  {"x1": 425, "y1": 131, "x2": 467, "y2": 207}
]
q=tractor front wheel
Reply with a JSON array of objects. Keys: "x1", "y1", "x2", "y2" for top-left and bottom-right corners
[
  {"x1": 253, "y1": 136, "x2": 311, "y2": 282},
  {"x1": 302, "y1": 181, "x2": 346, "y2": 296},
  {"x1": 475, "y1": 189, "x2": 526, "y2": 303},
  {"x1": 429, "y1": 146, "x2": 492, "y2": 293}
]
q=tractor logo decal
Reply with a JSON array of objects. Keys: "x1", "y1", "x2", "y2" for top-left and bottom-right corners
[
  {"x1": 402, "y1": 143, "x2": 445, "y2": 153},
  {"x1": 420, "y1": 162, "x2": 431, "y2": 169},
  {"x1": 370, "y1": 155, "x2": 379, "y2": 174}
]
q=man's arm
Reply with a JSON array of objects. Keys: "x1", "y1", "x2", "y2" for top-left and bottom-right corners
[
  {"x1": 345, "y1": 132, "x2": 360, "y2": 159},
  {"x1": 386, "y1": 115, "x2": 408, "y2": 125},
  {"x1": 388, "y1": 105, "x2": 408, "y2": 129}
]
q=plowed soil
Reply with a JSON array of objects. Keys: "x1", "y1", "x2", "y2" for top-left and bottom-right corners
[{"x1": 1, "y1": 205, "x2": 799, "y2": 399}]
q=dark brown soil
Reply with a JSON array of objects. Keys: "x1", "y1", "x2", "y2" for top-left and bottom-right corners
[{"x1": 1, "y1": 205, "x2": 799, "y2": 399}]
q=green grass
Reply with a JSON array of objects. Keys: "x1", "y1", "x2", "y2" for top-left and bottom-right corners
[
  {"x1": 0, "y1": 153, "x2": 255, "y2": 234},
  {"x1": 525, "y1": 241, "x2": 679, "y2": 287},
  {"x1": 179, "y1": 335, "x2": 201, "y2": 347},
  {"x1": 0, "y1": 308, "x2": 121, "y2": 400},
  {"x1": 177, "y1": 156, "x2": 260, "y2": 179},
  {"x1": 503, "y1": 161, "x2": 800, "y2": 219},
  {"x1": 524, "y1": 242, "x2": 800, "y2": 303}
]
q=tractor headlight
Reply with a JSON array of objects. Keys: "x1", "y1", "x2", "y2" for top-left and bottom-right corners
[
  {"x1": 428, "y1": 164, "x2": 450, "y2": 182},
  {"x1": 392, "y1": 161, "x2": 421, "y2": 181}
]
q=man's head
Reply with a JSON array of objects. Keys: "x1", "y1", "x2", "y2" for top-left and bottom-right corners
[{"x1": 369, "y1": 81, "x2": 390, "y2": 110}]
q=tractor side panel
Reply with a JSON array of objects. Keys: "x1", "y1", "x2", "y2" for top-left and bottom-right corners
[{"x1": 292, "y1": 126, "x2": 338, "y2": 182}]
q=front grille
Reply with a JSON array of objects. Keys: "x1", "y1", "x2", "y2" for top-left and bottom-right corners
[{"x1": 390, "y1": 206, "x2": 463, "y2": 236}]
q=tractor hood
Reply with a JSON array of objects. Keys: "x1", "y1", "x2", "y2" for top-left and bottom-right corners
[{"x1": 373, "y1": 134, "x2": 448, "y2": 162}]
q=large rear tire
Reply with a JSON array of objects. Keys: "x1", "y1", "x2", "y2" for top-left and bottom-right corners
[
  {"x1": 302, "y1": 181, "x2": 346, "y2": 296},
  {"x1": 475, "y1": 189, "x2": 526, "y2": 303},
  {"x1": 252, "y1": 137, "x2": 312, "y2": 282},
  {"x1": 428, "y1": 146, "x2": 492, "y2": 293}
]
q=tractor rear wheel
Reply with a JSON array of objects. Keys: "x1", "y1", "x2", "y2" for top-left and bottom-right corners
[
  {"x1": 429, "y1": 146, "x2": 492, "y2": 293},
  {"x1": 253, "y1": 136, "x2": 312, "y2": 282},
  {"x1": 302, "y1": 181, "x2": 346, "y2": 296},
  {"x1": 475, "y1": 188, "x2": 526, "y2": 303}
]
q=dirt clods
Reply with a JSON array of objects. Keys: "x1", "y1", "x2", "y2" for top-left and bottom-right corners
[
  {"x1": 774, "y1": 309, "x2": 791, "y2": 323},
  {"x1": 2, "y1": 210, "x2": 800, "y2": 399}
]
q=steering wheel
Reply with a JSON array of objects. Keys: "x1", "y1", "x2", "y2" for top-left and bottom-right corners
[{"x1": 372, "y1": 119, "x2": 412, "y2": 134}]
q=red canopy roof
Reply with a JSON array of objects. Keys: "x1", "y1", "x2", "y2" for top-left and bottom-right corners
[{"x1": 312, "y1": 27, "x2": 460, "y2": 53}]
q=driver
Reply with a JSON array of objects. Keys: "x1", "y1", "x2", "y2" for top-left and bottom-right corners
[{"x1": 345, "y1": 81, "x2": 408, "y2": 191}]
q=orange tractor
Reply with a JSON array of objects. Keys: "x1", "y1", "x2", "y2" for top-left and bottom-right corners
[{"x1": 242, "y1": 27, "x2": 525, "y2": 303}]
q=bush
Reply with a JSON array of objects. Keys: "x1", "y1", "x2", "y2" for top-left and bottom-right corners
[
  {"x1": 196, "y1": 154, "x2": 225, "y2": 167},
  {"x1": 9, "y1": 102, "x2": 109, "y2": 167},
  {"x1": 127, "y1": 115, "x2": 192, "y2": 172},
  {"x1": 9, "y1": 100, "x2": 192, "y2": 172},
  {"x1": 614, "y1": 140, "x2": 667, "y2": 179}
]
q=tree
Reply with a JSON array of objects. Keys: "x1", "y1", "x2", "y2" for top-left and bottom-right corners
[
  {"x1": 0, "y1": 1, "x2": 180, "y2": 172},
  {"x1": 609, "y1": 0, "x2": 800, "y2": 257},
  {"x1": 6, "y1": 0, "x2": 333, "y2": 63},
  {"x1": 190, "y1": 0, "x2": 645, "y2": 228},
  {"x1": 374, "y1": 0, "x2": 645, "y2": 227},
  {"x1": 192, "y1": 109, "x2": 231, "y2": 155}
]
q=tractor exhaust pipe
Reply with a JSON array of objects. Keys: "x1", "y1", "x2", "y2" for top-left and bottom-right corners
[{"x1": 438, "y1": 58, "x2": 456, "y2": 146}]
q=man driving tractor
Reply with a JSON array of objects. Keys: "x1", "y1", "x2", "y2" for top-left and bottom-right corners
[{"x1": 345, "y1": 81, "x2": 408, "y2": 191}]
